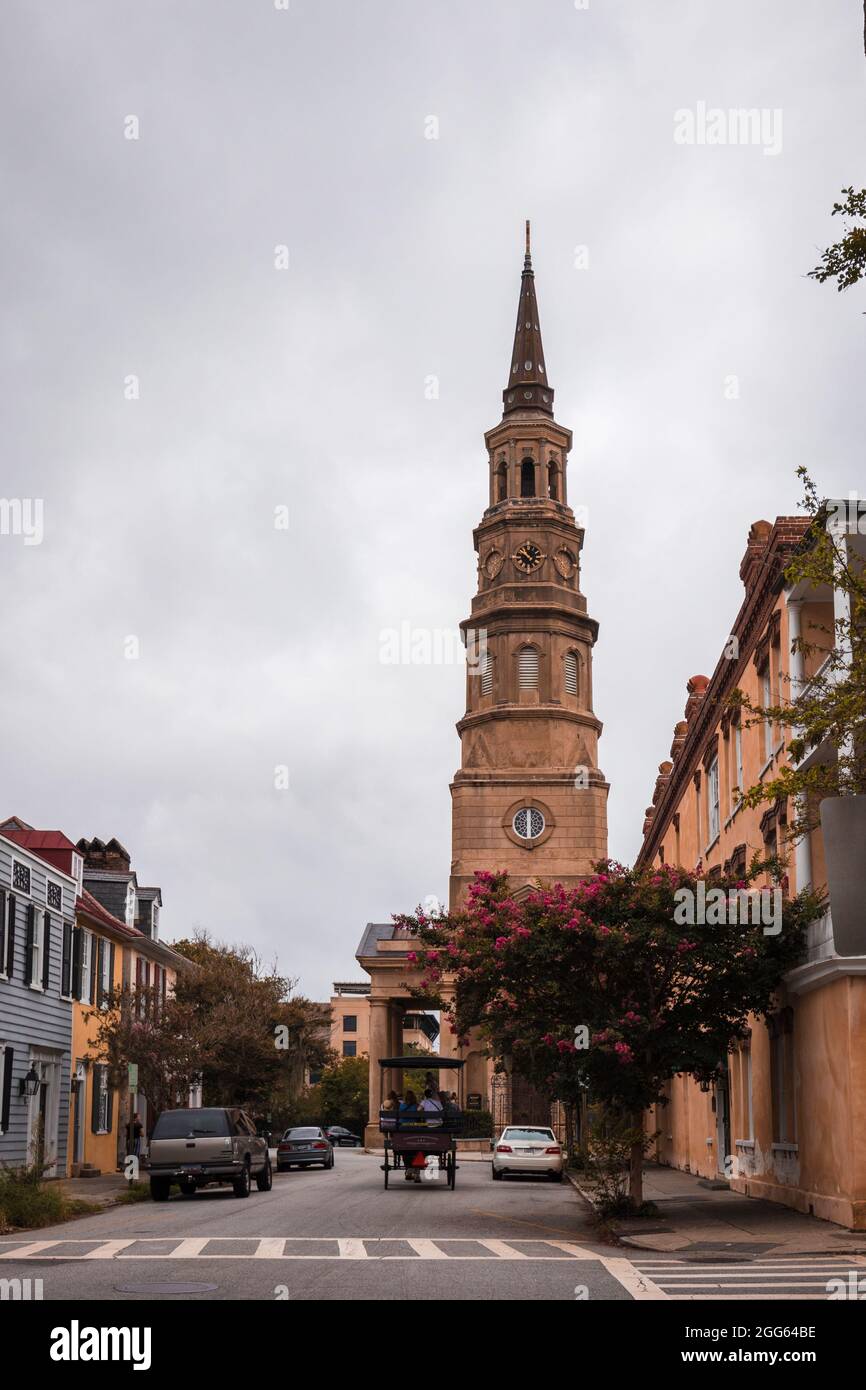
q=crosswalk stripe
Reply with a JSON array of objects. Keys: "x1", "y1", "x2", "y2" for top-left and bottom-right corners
[
  {"x1": 476, "y1": 1240, "x2": 528, "y2": 1259},
  {"x1": 0, "y1": 1241, "x2": 59, "y2": 1259},
  {"x1": 598, "y1": 1256, "x2": 669, "y2": 1301},
  {"x1": 169, "y1": 1239, "x2": 210, "y2": 1258},
  {"x1": 406, "y1": 1239, "x2": 448, "y2": 1259},
  {"x1": 81, "y1": 1240, "x2": 136, "y2": 1259},
  {"x1": 254, "y1": 1239, "x2": 285, "y2": 1258},
  {"x1": 337, "y1": 1239, "x2": 368, "y2": 1259}
]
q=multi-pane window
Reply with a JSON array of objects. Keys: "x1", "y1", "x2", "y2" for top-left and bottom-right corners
[
  {"x1": 517, "y1": 646, "x2": 539, "y2": 689},
  {"x1": 343, "y1": 1015, "x2": 357, "y2": 1032},
  {"x1": 707, "y1": 758, "x2": 720, "y2": 845},
  {"x1": 342, "y1": 1041, "x2": 357, "y2": 1058},
  {"x1": 100, "y1": 940, "x2": 112, "y2": 1005},
  {"x1": 12, "y1": 861, "x2": 30, "y2": 893},
  {"x1": 80, "y1": 931, "x2": 93, "y2": 1005},
  {"x1": 28, "y1": 911, "x2": 44, "y2": 989},
  {"x1": 93, "y1": 1065, "x2": 111, "y2": 1134},
  {"x1": 733, "y1": 724, "x2": 743, "y2": 808},
  {"x1": 564, "y1": 651, "x2": 578, "y2": 696},
  {"x1": 513, "y1": 808, "x2": 545, "y2": 841}
]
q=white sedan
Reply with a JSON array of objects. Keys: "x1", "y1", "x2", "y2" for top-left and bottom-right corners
[{"x1": 492, "y1": 1126, "x2": 564, "y2": 1182}]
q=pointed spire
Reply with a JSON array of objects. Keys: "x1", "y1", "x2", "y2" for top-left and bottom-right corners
[{"x1": 502, "y1": 220, "x2": 554, "y2": 417}]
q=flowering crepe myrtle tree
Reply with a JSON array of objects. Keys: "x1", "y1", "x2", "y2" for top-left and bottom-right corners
[{"x1": 396, "y1": 863, "x2": 820, "y2": 1209}]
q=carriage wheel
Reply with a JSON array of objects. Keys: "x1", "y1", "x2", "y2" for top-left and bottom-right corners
[
  {"x1": 384, "y1": 1148, "x2": 390, "y2": 1190},
  {"x1": 448, "y1": 1152, "x2": 456, "y2": 1189}
]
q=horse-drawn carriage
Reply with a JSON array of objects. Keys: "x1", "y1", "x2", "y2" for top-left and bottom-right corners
[{"x1": 377, "y1": 1057, "x2": 465, "y2": 1190}]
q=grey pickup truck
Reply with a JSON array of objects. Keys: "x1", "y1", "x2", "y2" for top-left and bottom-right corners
[{"x1": 147, "y1": 1107, "x2": 272, "y2": 1200}]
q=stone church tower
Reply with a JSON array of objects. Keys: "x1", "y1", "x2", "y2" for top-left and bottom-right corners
[{"x1": 449, "y1": 227, "x2": 609, "y2": 908}]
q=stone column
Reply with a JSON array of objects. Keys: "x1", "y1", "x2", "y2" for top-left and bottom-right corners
[
  {"x1": 365, "y1": 999, "x2": 391, "y2": 1148},
  {"x1": 389, "y1": 1003, "x2": 404, "y2": 1097}
]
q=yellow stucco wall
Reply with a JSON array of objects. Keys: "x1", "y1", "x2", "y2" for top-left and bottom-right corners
[{"x1": 66, "y1": 930, "x2": 124, "y2": 1174}]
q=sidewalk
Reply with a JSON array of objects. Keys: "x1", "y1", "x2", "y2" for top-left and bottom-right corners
[
  {"x1": 584, "y1": 1163, "x2": 866, "y2": 1257},
  {"x1": 57, "y1": 1172, "x2": 136, "y2": 1207}
]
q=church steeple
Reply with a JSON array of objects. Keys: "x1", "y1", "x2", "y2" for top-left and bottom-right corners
[{"x1": 503, "y1": 220, "x2": 554, "y2": 417}]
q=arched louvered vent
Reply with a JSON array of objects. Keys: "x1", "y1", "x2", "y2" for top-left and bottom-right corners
[
  {"x1": 518, "y1": 646, "x2": 539, "y2": 689},
  {"x1": 481, "y1": 652, "x2": 494, "y2": 695},
  {"x1": 564, "y1": 650, "x2": 578, "y2": 696}
]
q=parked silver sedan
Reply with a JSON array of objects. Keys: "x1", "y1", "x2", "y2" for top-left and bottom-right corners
[
  {"x1": 276, "y1": 1126, "x2": 335, "y2": 1171},
  {"x1": 492, "y1": 1125, "x2": 564, "y2": 1182}
]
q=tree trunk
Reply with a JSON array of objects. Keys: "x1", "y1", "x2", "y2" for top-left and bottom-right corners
[{"x1": 629, "y1": 1115, "x2": 644, "y2": 1209}]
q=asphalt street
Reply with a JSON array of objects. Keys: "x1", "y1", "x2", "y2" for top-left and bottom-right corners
[{"x1": 2, "y1": 1153, "x2": 860, "y2": 1303}]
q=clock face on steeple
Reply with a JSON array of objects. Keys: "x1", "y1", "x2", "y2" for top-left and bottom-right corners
[{"x1": 512, "y1": 541, "x2": 545, "y2": 573}]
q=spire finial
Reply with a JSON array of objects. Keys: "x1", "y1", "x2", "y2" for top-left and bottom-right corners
[{"x1": 502, "y1": 223, "x2": 553, "y2": 417}]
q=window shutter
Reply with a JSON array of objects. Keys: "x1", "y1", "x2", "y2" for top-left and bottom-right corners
[
  {"x1": 42, "y1": 913, "x2": 51, "y2": 991},
  {"x1": 0, "y1": 889, "x2": 6, "y2": 972},
  {"x1": 106, "y1": 1082, "x2": 114, "y2": 1134},
  {"x1": 161, "y1": 966, "x2": 168, "y2": 1006},
  {"x1": 91, "y1": 1069, "x2": 100, "y2": 1133},
  {"x1": 25, "y1": 904, "x2": 36, "y2": 985},
  {"x1": 108, "y1": 943, "x2": 116, "y2": 1003},
  {"x1": 6, "y1": 896, "x2": 15, "y2": 976},
  {"x1": 1, "y1": 1047, "x2": 13, "y2": 1132},
  {"x1": 96, "y1": 938, "x2": 105, "y2": 1008},
  {"x1": 61, "y1": 923, "x2": 73, "y2": 997},
  {"x1": 564, "y1": 651, "x2": 578, "y2": 696},
  {"x1": 71, "y1": 927, "x2": 83, "y2": 999},
  {"x1": 517, "y1": 646, "x2": 539, "y2": 689}
]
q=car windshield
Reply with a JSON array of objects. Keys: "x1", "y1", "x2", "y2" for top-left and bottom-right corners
[
  {"x1": 284, "y1": 1128, "x2": 322, "y2": 1139},
  {"x1": 502, "y1": 1128, "x2": 555, "y2": 1142},
  {"x1": 151, "y1": 1109, "x2": 230, "y2": 1139}
]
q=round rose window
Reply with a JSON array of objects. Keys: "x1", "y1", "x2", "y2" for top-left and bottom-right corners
[{"x1": 513, "y1": 808, "x2": 545, "y2": 840}]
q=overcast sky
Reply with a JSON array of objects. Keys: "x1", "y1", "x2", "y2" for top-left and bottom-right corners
[{"x1": 1, "y1": 0, "x2": 863, "y2": 1001}]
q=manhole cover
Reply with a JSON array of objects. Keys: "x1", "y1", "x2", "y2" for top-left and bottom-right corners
[{"x1": 114, "y1": 1282, "x2": 218, "y2": 1295}]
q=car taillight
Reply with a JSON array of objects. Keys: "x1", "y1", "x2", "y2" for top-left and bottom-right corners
[
  {"x1": 312, "y1": 1142, "x2": 327, "y2": 1149},
  {"x1": 496, "y1": 1144, "x2": 513, "y2": 1153},
  {"x1": 545, "y1": 1146, "x2": 561, "y2": 1155},
  {"x1": 278, "y1": 1143, "x2": 290, "y2": 1151}
]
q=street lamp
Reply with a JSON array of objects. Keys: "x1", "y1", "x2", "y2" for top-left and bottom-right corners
[{"x1": 19, "y1": 1066, "x2": 40, "y2": 1098}]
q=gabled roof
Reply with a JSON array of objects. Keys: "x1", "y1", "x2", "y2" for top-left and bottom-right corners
[
  {"x1": 76, "y1": 888, "x2": 144, "y2": 941},
  {"x1": 1, "y1": 825, "x2": 77, "y2": 854}
]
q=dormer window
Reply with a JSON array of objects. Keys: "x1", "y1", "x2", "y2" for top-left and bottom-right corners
[
  {"x1": 151, "y1": 904, "x2": 159, "y2": 939},
  {"x1": 125, "y1": 883, "x2": 136, "y2": 927}
]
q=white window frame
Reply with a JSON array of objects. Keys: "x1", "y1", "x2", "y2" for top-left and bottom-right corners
[
  {"x1": 80, "y1": 930, "x2": 93, "y2": 1005},
  {"x1": 95, "y1": 1064, "x2": 110, "y2": 1134},
  {"x1": 124, "y1": 883, "x2": 136, "y2": 928},
  {"x1": 706, "y1": 758, "x2": 720, "y2": 847},
  {"x1": 151, "y1": 904, "x2": 159, "y2": 940},
  {"x1": 0, "y1": 1043, "x2": 7, "y2": 1133},
  {"x1": 29, "y1": 912, "x2": 46, "y2": 992},
  {"x1": 100, "y1": 938, "x2": 112, "y2": 1006},
  {"x1": 0, "y1": 894, "x2": 9, "y2": 980},
  {"x1": 733, "y1": 724, "x2": 743, "y2": 808}
]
